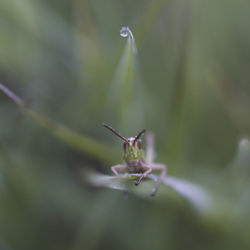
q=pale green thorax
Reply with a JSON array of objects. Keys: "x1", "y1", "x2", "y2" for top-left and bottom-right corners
[{"x1": 123, "y1": 138, "x2": 144, "y2": 161}]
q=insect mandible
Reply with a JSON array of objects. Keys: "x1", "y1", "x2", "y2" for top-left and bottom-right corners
[{"x1": 103, "y1": 123, "x2": 166, "y2": 196}]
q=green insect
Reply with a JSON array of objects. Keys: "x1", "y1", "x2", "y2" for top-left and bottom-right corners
[{"x1": 103, "y1": 123, "x2": 166, "y2": 196}]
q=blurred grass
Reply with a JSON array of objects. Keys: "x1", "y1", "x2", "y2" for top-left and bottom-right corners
[
  {"x1": 0, "y1": 83, "x2": 120, "y2": 164},
  {"x1": 0, "y1": 0, "x2": 250, "y2": 250}
]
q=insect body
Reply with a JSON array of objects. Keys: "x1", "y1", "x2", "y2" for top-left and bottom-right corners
[{"x1": 103, "y1": 123, "x2": 166, "y2": 196}]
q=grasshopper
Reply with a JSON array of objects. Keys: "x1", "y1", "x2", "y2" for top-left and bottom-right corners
[{"x1": 103, "y1": 123, "x2": 166, "y2": 196}]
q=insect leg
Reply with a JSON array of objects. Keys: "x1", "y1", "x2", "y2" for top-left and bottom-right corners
[
  {"x1": 150, "y1": 163, "x2": 167, "y2": 196},
  {"x1": 134, "y1": 167, "x2": 152, "y2": 186},
  {"x1": 145, "y1": 132, "x2": 155, "y2": 163},
  {"x1": 111, "y1": 164, "x2": 128, "y2": 175}
]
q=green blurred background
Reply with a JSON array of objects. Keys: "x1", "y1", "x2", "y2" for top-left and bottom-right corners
[{"x1": 0, "y1": 0, "x2": 250, "y2": 249}]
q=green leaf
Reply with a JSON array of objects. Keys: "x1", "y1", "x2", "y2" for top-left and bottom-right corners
[{"x1": 85, "y1": 171, "x2": 211, "y2": 213}]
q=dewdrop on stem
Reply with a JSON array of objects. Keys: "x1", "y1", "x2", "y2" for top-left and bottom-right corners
[
  {"x1": 120, "y1": 26, "x2": 132, "y2": 38},
  {"x1": 120, "y1": 26, "x2": 137, "y2": 54}
]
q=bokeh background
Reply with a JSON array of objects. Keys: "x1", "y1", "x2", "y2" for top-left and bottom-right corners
[{"x1": 0, "y1": 0, "x2": 250, "y2": 249}]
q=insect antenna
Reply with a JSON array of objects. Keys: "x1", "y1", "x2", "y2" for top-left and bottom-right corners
[
  {"x1": 102, "y1": 123, "x2": 128, "y2": 142},
  {"x1": 133, "y1": 129, "x2": 146, "y2": 145}
]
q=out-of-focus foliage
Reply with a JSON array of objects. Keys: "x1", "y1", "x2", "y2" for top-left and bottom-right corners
[{"x1": 0, "y1": 0, "x2": 250, "y2": 250}]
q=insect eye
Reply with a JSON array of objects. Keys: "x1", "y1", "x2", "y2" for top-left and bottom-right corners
[{"x1": 137, "y1": 140, "x2": 142, "y2": 149}]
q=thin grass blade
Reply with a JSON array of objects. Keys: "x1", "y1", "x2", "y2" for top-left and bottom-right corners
[
  {"x1": 0, "y1": 83, "x2": 119, "y2": 164},
  {"x1": 105, "y1": 27, "x2": 144, "y2": 133}
]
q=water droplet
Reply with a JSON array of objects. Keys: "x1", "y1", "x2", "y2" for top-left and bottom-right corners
[
  {"x1": 120, "y1": 26, "x2": 130, "y2": 38},
  {"x1": 119, "y1": 26, "x2": 137, "y2": 54}
]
